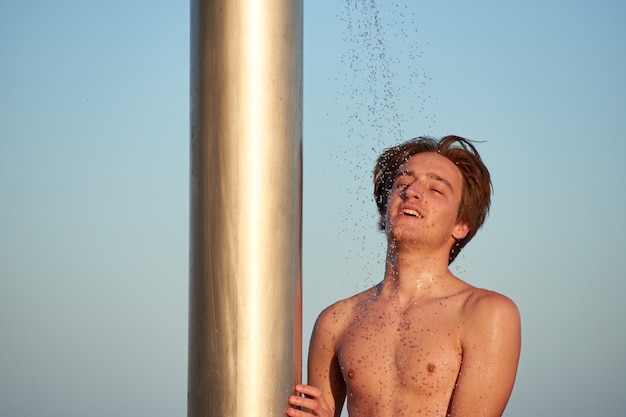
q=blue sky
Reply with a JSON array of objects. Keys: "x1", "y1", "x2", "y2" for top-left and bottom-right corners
[{"x1": 1, "y1": 1, "x2": 625, "y2": 416}]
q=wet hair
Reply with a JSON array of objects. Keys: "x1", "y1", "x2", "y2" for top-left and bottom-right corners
[{"x1": 373, "y1": 135, "x2": 492, "y2": 264}]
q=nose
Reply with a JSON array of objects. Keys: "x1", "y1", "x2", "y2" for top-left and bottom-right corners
[{"x1": 403, "y1": 180, "x2": 423, "y2": 200}]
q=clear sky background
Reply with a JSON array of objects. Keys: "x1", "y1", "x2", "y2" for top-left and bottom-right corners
[{"x1": 1, "y1": 1, "x2": 625, "y2": 416}]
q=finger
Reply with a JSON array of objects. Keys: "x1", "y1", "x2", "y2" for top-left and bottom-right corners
[
  {"x1": 290, "y1": 395, "x2": 321, "y2": 412},
  {"x1": 286, "y1": 395, "x2": 320, "y2": 417},
  {"x1": 288, "y1": 394, "x2": 315, "y2": 408},
  {"x1": 294, "y1": 384, "x2": 323, "y2": 399},
  {"x1": 286, "y1": 406, "x2": 310, "y2": 417},
  {"x1": 290, "y1": 393, "x2": 333, "y2": 417}
]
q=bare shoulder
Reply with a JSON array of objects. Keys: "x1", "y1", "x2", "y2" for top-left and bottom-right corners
[
  {"x1": 462, "y1": 286, "x2": 517, "y2": 309},
  {"x1": 460, "y1": 287, "x2": 521, "y2": 336},
  {"x1": 313, "y1": 286, "x2": 378, "y2": 340},
  {"x1": 448, "y1": 288, "x2": 522, "y2": 416}
]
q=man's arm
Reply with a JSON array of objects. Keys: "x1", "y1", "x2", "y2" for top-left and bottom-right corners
[
  {"x1": 307, "y1": 308, "x2": 346, "y2": 417},
  {"x1": 448, "y1": 292, "x2": 521, "y2": 417},
  {"x1": 287, "y1": 305, "x2": 347, "y2": 417}
]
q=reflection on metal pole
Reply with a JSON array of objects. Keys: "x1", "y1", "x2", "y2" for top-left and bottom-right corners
[{"x1": 188, "y1": 0, "x2": 303, "y2": 416}]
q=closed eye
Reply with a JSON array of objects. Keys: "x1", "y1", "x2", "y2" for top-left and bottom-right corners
[{"x1": 393, "y1": 177, "x2": 412, "y2": 191}]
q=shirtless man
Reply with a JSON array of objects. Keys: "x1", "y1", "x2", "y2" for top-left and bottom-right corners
[{"x1": 287, "y1": 136, "x2": 521, "y2": 417}]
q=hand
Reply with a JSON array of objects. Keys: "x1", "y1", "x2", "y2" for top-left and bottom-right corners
[{"x1": 286, "y1": 384, "x2": 332, "y2": 417}]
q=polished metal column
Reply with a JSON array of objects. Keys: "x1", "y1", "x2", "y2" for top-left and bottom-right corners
[{"x1": 188, "y1": 1, "x2": 303, "y2": 416}]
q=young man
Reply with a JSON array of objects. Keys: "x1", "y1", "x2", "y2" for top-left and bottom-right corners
[{"x1": 287, "y1": 136, "x2": 521, "y2": 417}]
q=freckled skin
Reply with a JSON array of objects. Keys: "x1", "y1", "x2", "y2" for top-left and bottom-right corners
[
  {"x1": 302, "y1": 283, "x2": 520, "y2": 417},
  {"x1": 287, "y1": 152, "x2": 521, "y2": 417},
  {"x1": 341, "y1": 289, "x2": 462, "y2": 416}
]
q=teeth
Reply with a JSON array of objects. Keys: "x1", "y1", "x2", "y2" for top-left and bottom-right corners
[{"x1": 402, "y1": 208, "x2": 422, "y2": 218}]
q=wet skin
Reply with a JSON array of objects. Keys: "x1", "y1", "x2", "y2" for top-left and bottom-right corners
[{"x1": 288, "y1": 153, "x2": 521, "y2": 417}]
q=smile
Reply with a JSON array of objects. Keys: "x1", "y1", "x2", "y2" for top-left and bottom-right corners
[{"x1": 401, "y1": 208, "x2": 423, "y2": 219}]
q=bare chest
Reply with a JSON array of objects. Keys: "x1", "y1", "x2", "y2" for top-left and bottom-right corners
[{"x1": 337, "y1": 303, "x2": 462, "y2": 402}]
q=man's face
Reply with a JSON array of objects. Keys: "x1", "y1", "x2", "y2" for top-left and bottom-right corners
[{"x1": 385, "y1": 152, "x2": 469, "y2": 248}]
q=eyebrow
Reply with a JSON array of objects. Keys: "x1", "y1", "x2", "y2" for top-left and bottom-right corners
[{"x1": 395, "y1": 170, "x2": 455, "y2": 191}]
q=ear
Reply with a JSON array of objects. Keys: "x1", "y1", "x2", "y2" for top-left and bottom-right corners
[{"x1": 452, "y1": 221, "x2": 470, "y2": 240}]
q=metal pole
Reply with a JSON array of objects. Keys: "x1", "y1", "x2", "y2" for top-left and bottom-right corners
[{"x1": 188, "y1": 0, "x2": 303, "y2": 416}]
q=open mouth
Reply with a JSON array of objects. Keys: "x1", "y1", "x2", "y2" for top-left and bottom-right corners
[{"x1": 401, "y1": 208, "x2": 423, "y2": 219}]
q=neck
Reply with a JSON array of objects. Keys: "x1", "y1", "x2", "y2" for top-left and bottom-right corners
[{"x1": 380, "y1": 240, "x2": 463, "y2": 305}]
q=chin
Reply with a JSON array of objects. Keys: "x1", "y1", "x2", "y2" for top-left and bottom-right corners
[{"x1": 387, "y1": 228, "x2": 422, "y2": 245}]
